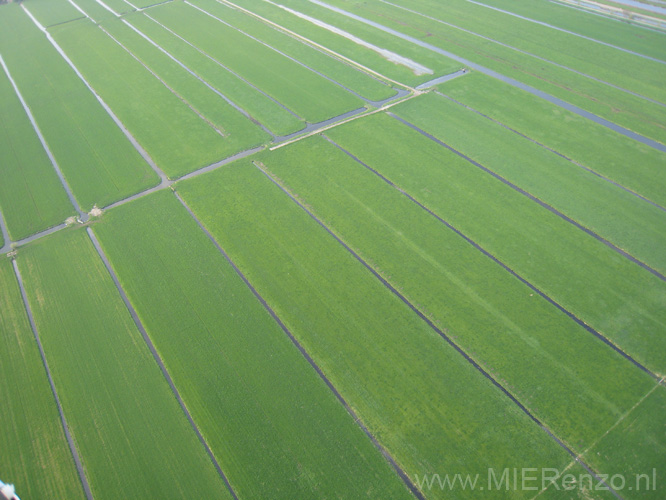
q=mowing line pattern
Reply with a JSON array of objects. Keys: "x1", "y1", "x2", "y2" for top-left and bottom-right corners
[
  {"x1": 323, "y1": 134, "x2": 658, "y2": 380},
  {"x1": 389, "y1": 113, "x2": 666, "y2": 283},
  {"x1": 12, "y1": 259, "x2": 94, "y2": 500},
  {"x1": 435, "y1": 91, "x2": 666, "y2": 214},
  {"x1": 86, "y1": 228, "x2": 239, "y2": 500},
  {"x1": 0, "y1": 53, "x2": 84, "y2": 220},
  {"x1": 306, "y1": 0, "x2": 666, "y2": 152},
  {"x1": 174, "y1": 191, "x2": 425, "y2": 500},
  {"x1": 251, "y1": 158, "x2": 623, "y2": 499},
  {"x1": 379, "y1": 0, "x2": 666, "y2": 107}
]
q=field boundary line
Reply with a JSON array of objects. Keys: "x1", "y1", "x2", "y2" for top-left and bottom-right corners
[
  {"x1": 12, "y1": 259, "x2": 95, "y2": 500},
  {"x1": 305, "y1": 0, "x2": 666, "y2": 152},
  {"x1": 436, "y1": 91, "x2": 666, "y2": 214},
  {"x1": 0, "y1": 52, "x2": 85, "y2": 221},
  {"x1": 215, "y1": 0, "x2": 411, "y2": 92},
  {"x1": 86, "y1": 228, "x2": 239, "y2": 500},
  {"x1": 0, "y1": 209, "x2": 11, "y2": 254},
  {"x1": 389, "y1": 113, "x2": 666, "y2": 283},
  {"x1": 324, "y1": 134, "x2": 658, "y2": 380},
  {"x1": 463, "y1": 0, "x2": 666, "y2": 65},
  {"x1": 252, "y1": 158, "x2": 622, "y2": 499},
  {"x1": 380, "y1": 0, "x2": 666, "y2": 107},
  {"x1": 174, "y1": 191, "x2": 426, "y2": 500},
  {"x1": 27, "y1": 2, "x2": 169, "y2": 186}
]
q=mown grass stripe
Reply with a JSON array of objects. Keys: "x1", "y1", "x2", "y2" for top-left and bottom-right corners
[
  {"x1": 174, "y1": 191, "x2": 424, "y2": 500},
  {"x1": 324, "y1": 134, "x2": 658, "y2": 380},
  {"x1": 389, "y1": 113, "x2": 666, "y2": 284},
  {"x1": 250, "y1": 158, "x2": 623, "y2": 499},
  {"x1": 86, "y1": 228, "x2": 239, "y2": 500},
  {"x1": 436, "y1": 91, "x2": 666, "y2": 214},
  {"x1": 12, "y1": 259, "x2": 94, "y2": 500}
]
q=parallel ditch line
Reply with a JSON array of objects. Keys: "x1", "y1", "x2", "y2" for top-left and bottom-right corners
[
  {"x1": 436, "y1": 91, "x2": 666, "y2": 214},
  {"x1": 252, "y1": 159, "x2": 622, "y2": 500},
  {"x1": 381, "y1": 0, "x2": 666, "y2": 107},
  {"x1": 185, "y1": 0, "x2": 372, "y2": 106},
  {"x1": 0, "y1": 209, "x2": 11, "y2": 254},
  {"x1": 12, "y1": 259, "x2": 95, "y2": 500},
  {"x1": 390, "y1": 113, "x2": 666, "y2": 283},
  {"x1": 307, "y1": 0, "x2": 666, "y2": 153},
  {"x1": 174, "y1": 191, "x2": 426, "y2": 500},
  {"x1": 324, "y1": 134, "x2": 658, "y2": 380},
  {"x1": 86, "y1": 228, "x2": 239, "y2": 500},
  {"x1": 26, "y1": 2, "x2": 170, "y2": 185},
  {"x1": 0, "y1": 53, "x2": 85, "y2": 220},
  {"x1": 464, "y1": 0, "x2": 666, "y2": 65}
]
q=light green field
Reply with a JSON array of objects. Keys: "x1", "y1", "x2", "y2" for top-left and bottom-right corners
[
  {"x1": 393, "y1": 92, "x2": 666, "y2": 276},
  {"x1": 0, "y1": 60, "x2": 74, "y2": 240},
  {"x1": 327, "y1": 111, "x2": 666, "y2": 374},
  {"x1": 92, "y1": 190, "x2": 414, "y2": 500},
  {"x1": 440, "y1": 71, "x2": 666, "y2": 208},
  {"x1": 189, "y1": 0, "x2": 397, "y2": 102},
  {"x1": 50, "y1": 18, "x2": 265, "y2": 178},
  {"x1": 0, "y1": 5, "x2": 159, "y2": 211},
  {"x1": 178, "y1": 161, "x2": 583, "y2": 499},
  {"x1": 23, "y1": 0, "x2": 85, "y2": 27},
  {"x1": 147, "y1": 1, "x2": 364, "y2": 123},
  {"x1": 17, "y1": 228, "x2": 233, "y2": 500},
  {"x1": 0, "y1": 258, "x2": 86, "y2": 500},
  {"x1": 196, "y1": 0, "x2": 462, "y2": 88},
  {"x1": 67, "y1": 0, "x2": 121, "y2": 23}
]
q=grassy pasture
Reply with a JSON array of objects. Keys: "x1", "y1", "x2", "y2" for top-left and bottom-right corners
[
  {"x1": 440, "y1": 72, "x2": 666, "y2": 209},
  {"x1": 177, "y1": 161, "x2": 583, "y2": 499},
  {"x1": 17, "y1": 228, "x2": 233, "y2": 500},
  {"x1": 0, "y1": 5, "x2": 159, "y2": 211},
  {"x1": 247, "y1": 135, "x2": 657, "y2": 451},
  {"x1": 189, "y1": 0, "x2": 396, "y2": 102},
  {"x1": 22, "y1": 0, "x2": 85, "y2": 27},
  {"x1": 208, "y1": 0, "x2": 461, "y2": 88},
  {"x1": 393, "y1": 92, "x2": 666, "y2": 277},
  {"x1": 50, "y1": 18, "x2": 264, "y2": 178},
  {"x1": 0, "y1": 59, "x2": 74, "y2": 240},
  {"x1": 311, "y1": 0, "x2": 666, "y2": 145},
  {"x1": 326, "y1": 111, "x2": 666, "y2": 375},
  {"x1": 0, "y1": 258, "x2": 86, "y2": 500},
  {"x1": 92, "y1": 190, "x2": 413, "y2": 500},
  {"x1": 122, "y1": 11, "x2": 304, "y2": 137},
  {"x1": 467, "y1": 0, "x2": 666, "y2": 60},
  {"x1": 147, "y1": 1, "x2": 363, "y2": 124}
]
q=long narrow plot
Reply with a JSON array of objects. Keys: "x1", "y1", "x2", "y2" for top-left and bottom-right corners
[
  {"x1": 16, "y1": 228, "x2": 234, "y2": 500},
  {"x1": 49, "y1": 16, "x2": 267, "y2": 178},
  {"x1": 0, "y1": 5, "x2": 160, "y2": 211},
  {"x1": 326, "y1": 111, "x2": 666, "y2": 375},
  {"x1": 177, "y1": 161, "x2": 603, "y2": 499},
  {"x1": 146, "y1": 0, "x2": 365, "y2": 123},
  {"x1": 0, "y1": 53, "x2": 74, "y2": 240},
  {"x1": 0, "y1": 259, "x2": 86, "y2": 500},
  {"x1": 92, "y1": 190, "x2": 415, "y2": 500}
]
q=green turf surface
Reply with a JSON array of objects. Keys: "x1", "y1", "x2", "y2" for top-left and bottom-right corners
[
  {"x1": 0, "y1": 258, "x2": 86, "y2": 500},
  {"x1": 0, "y1": 58, "x2": 74, "y2": 240},
  {"x1": 0, "y1": 5, "x2": 159, "y2": 211},
  {"x1": 51, "y1": 18, "x2": 266, "y2": 178},
  {"x1": 440, "y1": 71, "x2": 666, "y2": 209},
  {"x1": 393, "y1": 92, "x2": 666, "y2": 277},
  {"x1": 189, "y1": 0, "x2": 397, "y2": 102},
  {"x1": 326, "y1": 111, "x2": 666, "y2": 375},
  {"x1": 17, "y1": 228, "x2": 233, "y2": 500},
  {"x1": 121, "y1": 11, "x2": 305, "y2": 137},
  {"x1": 92, "y1": 190, "x2": 414, "y2": 500},
  {"x1": 148, "y1": 1, "x2": 364, "y2": 124},
  {"x1": 177, "y1": 160, "x2": 584, "y2": 499}
]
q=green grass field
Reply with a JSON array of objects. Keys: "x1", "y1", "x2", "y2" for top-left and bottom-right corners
[
  {"x1": 17, "y1": 228, "x2": 233, "y2": 500},
  {"x1": 22, "y1": 0, "x2": 86, "y2": 27},
  {"x1": 0, "y1": 258, "x2": 86, "y2": 500},
  {"x1": 0, "y1": 59, "x2": 74, "y2": 240},
  {"x1": 91, "y1": 190, "x2": 414, "y2": 499}
]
